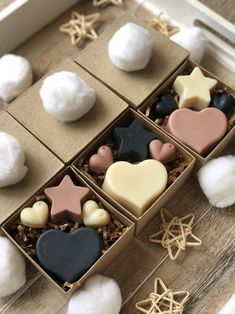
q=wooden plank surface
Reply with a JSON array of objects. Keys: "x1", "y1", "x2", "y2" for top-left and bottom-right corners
[{"x1": 1, "y1": 0, "x2": 235, "y2": 313}]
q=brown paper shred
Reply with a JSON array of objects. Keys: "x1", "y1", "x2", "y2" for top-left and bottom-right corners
[{"x1": 147, "y1": 13, "x2": 180, "y2": 37}]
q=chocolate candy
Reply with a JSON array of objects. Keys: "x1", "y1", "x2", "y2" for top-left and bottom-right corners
[
  {"x1": 36, "y1": 228, "x2": 103, "y2": 282},
  {"x1": 173, "y1": 67, "x2": 217, "y2": 110},
  {"x1": 153, "y1": 93, "x2": 178, "y2": 118},
  {"x1": 102, "y1": 160, "x2": 168, "y2": 217},
  {"x1": 44, "y1": 175, "x2": 91, "y2": 223},
  {"x1": 167, "y1": 108, "x2": 227, "y2": 155},
  {"x1": 149, "y1": 139, "x2": 177, "y2": 164},
  {"x1": 88, "y1": 145, "x2": 113, "y2": 173},
  {"x1": 210, "y1": 91, "x2": 235, "y2": 114},
  {"x1": 113, "y1": 119, "x2": 156, "y2": 162}
]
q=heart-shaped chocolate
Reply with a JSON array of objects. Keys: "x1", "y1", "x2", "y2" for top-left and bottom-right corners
[
  {"x1": 82, "y1": 200, "x2": 110, "y2": 228},
  {"x1": 210, "y1": 92, "x2": 235, "y2": 114},
  {"x1": 36, "y1": 228, "x2": 103, "y2": 282},
  {"x1": 102, "y1": 160, "x2": 168, "y2": 217},
  {"x1": 88, "y1": 145, "x2": 113, "y2": 173},
  {"x1": 153, "y1": 93, "x2": 178, "y2": 118},
  {"x1": 149, "y1": 140, "x2": 177, "y2": 164},
  {"x1": 20, "y1": 201, "x2": 49, "y2": 228},
  {"x1": 167, "y1": 108, "x2": 227, "y2": 155}
]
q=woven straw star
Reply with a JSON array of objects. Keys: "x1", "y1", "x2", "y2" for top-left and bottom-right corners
[
  {"x1": 147, "y1": 13, "x2": 179, "y2": 37},
  {"x1": 93, "y1": 0, "x2": 123, "y2": 6},
  {"x1": 136, "y1": 278, "x2": 189, "y2": 314},
  {"x1": 149, "y1": 208, "x2": 202, "y2": 260},
  {"x1": 59, "y1": 11, "x2": 100, "y2": 45}
]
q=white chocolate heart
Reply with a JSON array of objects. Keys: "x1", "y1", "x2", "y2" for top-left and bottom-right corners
[
  {"x1": 102, "y1": 160, "x2": 168, "y2": 217},
  {"x1": 82, "y1": 200, "x2": 110, "y2": 228},
  {"x1": 20, "y1": 201, "x2": 49, "y2": 228}
]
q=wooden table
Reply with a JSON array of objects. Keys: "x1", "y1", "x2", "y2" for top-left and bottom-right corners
[{"x1": 1, "y1": 1, "x2": 235, "y2": 313}]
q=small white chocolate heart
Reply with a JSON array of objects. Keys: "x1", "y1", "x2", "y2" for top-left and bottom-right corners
[
  {"x1": 20, "y1": 201, "x2": 49, "y2": 228},
  {"x1": 102, "y1": 160, "x2": 168, "y2": 217},
  {"x1": 82, "y1": 200, "x2": 110, "y2": 228}
]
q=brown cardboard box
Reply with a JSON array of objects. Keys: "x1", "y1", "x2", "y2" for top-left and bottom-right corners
[
  {"x1": 138, "y1": 60, "x2": 235, "y2": 166},
  {"x1": 0, "y1": 111, "x2": 64, "y2": 224},
  {"x1": 76, "y1": 13, "x2": 189, "y2": 109},
  {"x1": 72, "y1": 109, "x2": 196, "y2": 235},
  {"x1": 1, "y1": 166, "x2": 134, "y2": 295},
  {"x1": 7, "y1": 58, "x2": 128, "y2": 164}
]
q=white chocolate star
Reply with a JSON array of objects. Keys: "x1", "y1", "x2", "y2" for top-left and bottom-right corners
[
  {"x1": 173, "y1": 67, "x2": 217, "y2": 110},
  {"x1": 93, "y1": 0, "x2": 123, "y2": 6}
]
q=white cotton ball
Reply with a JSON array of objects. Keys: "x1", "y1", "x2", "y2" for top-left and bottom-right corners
[
  {"x1": 218, "y1": 294, "x2": 235, "y2": 314},
  {"x1": 0, "y1": 132, "x2": 28, "y2": 188},
  {"x1": 170, "y1": 27, "x2": 207, "y2": 63},
  {"x1": 0, "y1": 54, "x2": 33, "y2": 102},
  {"x1": 40, "y1": 71, "x2": 96, "y2": 122},
  {"x1": 67, "y1": 274, "x2": 122, "y2": 314},
  {"x1": 0, "y1": 236, "x2": 26, "y2": 297},
  {"x1": 198, "y1": 156, "x2": 235, "y2": 208},
  {"x1": 108, "y1": 22, "x2": 153, "y2": 72}
]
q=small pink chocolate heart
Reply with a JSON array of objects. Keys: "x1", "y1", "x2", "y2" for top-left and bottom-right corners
[
  {"x1": 167, "y1": 108, "x2": 227, "y2": 155},
  {"x1": 149, "y1": 139, "x2": 177, "y2": 164},
  {"x1": 89, "y1": 145, "x2": 113, "y2": 173}
]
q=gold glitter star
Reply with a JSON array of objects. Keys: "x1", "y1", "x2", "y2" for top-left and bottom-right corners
[
  {"x1": 59, "y1": 11, "x2": 100, "y2": 45},
  {"x1": 136, "y1": 278, "x2": 189, "y2": 314},
  {"x1": 93, "y1": 0, "x2": 123, "y2": 7},
  {"x1": 149, "y1": 208, "x2": 202, "y2": 260}
]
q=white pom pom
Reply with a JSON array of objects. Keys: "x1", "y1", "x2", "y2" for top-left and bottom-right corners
[
  {"x1": 108, "y1": 22, "x2": 153, "y2": 72},
  {"x1": 40, "y1": 71, "x2": 96, "y2": 122},
  {"x1": 67, "y1": 275, "x2": 122, "y2": 314},
  {"x1": 171, "y1": 27, "x2": 207, "y2": 63},
  {"x1": 0, "y1": 236, "x2": 26, "y2": 297},
  {"x1": 198, "y1": 156, "x2": 235, "y2": 208},
  {"x1": 0, "y1": 132, "x2": 28, "y2": 188},
  {"x1": 0, "y1": 54, "x2": 32, "y2": 102}
]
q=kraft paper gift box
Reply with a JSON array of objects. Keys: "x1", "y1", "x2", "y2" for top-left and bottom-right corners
[
  {"x1": 76, "y1": 13, "x2": 189, "y2": 109},
  {"x1": 138, "y1": 59, "x2": 235, "y2": 166},
  {"x1": 72, "y1": 109, "x2": 196, "y2": 235},
  {"x1": 1, "y1": 166, "x2": 134, "y2": 295},
  {"x1": 0, "y1": 110, "x2": 63, "y2": 224},
  {"x1": 7, "y1": 58, "x2": 128, "y2": 164}
]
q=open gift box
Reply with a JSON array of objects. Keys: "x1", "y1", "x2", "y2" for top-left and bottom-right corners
[
  {"x1": 0, "y1": 110, "x2": 64, "y2": 223},
  {"x1": 72, "y1": 109, "x2": 196, "y2": 235},
  {"x1": 76, "y1": 13, "x2": 189, "y2": 109},
  {"x1": 138, "y1": 59, "x2": 235, "y2": 166},
  {"x1": 1, "y1": 166, "x2": 134, "y2": 295},
  {"x1": 7, "y1": 58, "x2": 128, "y2": 164}
]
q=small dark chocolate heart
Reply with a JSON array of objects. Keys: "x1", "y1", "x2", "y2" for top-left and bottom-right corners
[
  {"x1": 210, "y1": 92, "x2": 235, "y2": 114},
  {"x1": 36, "y1": 228, "x2": 103, "y2": 282},
  {"x1": 153, "y1": 93, "x2": 178, "y2": 118}
]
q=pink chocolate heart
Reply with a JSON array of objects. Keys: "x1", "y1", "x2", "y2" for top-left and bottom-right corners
[
  {"x1": 167, "y1": 108, "x2": 227, "y2": 155},
  {"x1": 149, "y1": 139, "x2": 177, "y2": 164},
  {"x1": 89, "y1": 146, "x2": 113, "y2": 173}
]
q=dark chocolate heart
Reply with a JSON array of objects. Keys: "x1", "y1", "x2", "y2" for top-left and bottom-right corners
[
  {"x1": 36, "y1": 228, "x2": 103, "y2": 282},
  {"x1": 210, "y1": 92, "x2": 235, "y2": 114},
  {"x1": 153, "y1": 93, "x2": 178, "y2": 118}
]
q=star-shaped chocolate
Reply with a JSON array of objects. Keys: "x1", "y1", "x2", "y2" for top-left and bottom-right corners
[
  {"x1": 136, "y1": 278, "x2": 189, "y2": 314},
  {"x1": 44, "y1": 175, "x2": 91, "y2": 223},
  {"x1": 113, "y1": 119, "x2": 156, "y2": 162},
  {"x1": 173, "y1": 67, "x2": 217, "y2": 110}
]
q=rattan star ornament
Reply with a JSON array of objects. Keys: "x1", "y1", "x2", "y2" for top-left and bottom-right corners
[
  {"x1": 59, "y1": 11, "x2": 100, "y2": 45},
  {"x1": 93, "y1": 0, "x2": 123, "y2": 7},
  {"x1": 136, "y1": 278, "x2": 189, "y2": 314},
  {"x1": 149, "y1": 208, "x2": 202, "y2": 260}
]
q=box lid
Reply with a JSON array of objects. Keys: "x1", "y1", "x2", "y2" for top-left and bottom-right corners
[
  {"x1": 0, "y1": 111, "x2": 64, "y2": 224},
  {"x1": 8, "y1": 58, "x2": 128, "y2": 163},
  {"x1": 76, "y1": 13, "x2": 189, "y2": 108}
]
